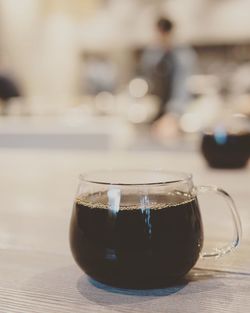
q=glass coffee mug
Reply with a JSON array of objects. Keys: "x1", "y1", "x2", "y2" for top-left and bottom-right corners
[{"x1": 70, "y1": 170, "x2": 241, "y2": 289}]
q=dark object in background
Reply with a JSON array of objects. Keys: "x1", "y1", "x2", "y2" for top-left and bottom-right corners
[
  {"x1": 201, "y1": 132, "x2": 250, "y2": 168},
  {"x1": 0, "y1": 74, "x2": 22, "y2": 114},
  {"x1": 0, "y1": 75, "x2": 21, "y2": 101}
]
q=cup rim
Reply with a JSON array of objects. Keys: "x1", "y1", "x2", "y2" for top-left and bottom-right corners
[{"x1": 79, "y1": 169, "x2": 192, "y2": 186}]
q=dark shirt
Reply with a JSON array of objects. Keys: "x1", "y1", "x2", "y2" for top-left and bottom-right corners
[
  {"x1": 139, "y1": 46, "x2": 197, "y2": 119},
  {"x1": 139, "y1": 49, "x2": 176, "y2": 119},
  {"x1": 149, "y1": 50, "x2": 175, "y2": 116}
]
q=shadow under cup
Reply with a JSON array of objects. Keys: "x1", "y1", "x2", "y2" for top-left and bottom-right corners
[{"x1": 70, "y1": 170, "x2": 203, "y2": 289}]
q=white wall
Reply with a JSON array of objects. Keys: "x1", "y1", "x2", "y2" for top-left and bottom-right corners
[
  {"x1": 79, "y1": 0, "x2": 250, "y2": 49},
  {"x1": 0, "y1": 0, "x2": 85, "y2": 112},
  {"x1": 163, "y1": 0, "x2": 250, "y2": 44}
]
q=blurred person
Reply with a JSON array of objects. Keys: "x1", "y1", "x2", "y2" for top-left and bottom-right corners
[{"x1": 139, "y1": 17, "x2": 197, "y2": 139}]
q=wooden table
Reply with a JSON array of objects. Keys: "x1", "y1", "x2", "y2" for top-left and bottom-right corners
[{"x1": 0, "y1": 149, "x2": 249, "y2": 313}]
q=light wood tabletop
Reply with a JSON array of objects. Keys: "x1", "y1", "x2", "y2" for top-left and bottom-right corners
[{"x1": 0, "y1": 149, "x2": 249, "y2": 313}]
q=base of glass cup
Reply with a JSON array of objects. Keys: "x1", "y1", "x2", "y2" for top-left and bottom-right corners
[{"x1": 89, "y1": 276, "x2": 186, "y2": 290}]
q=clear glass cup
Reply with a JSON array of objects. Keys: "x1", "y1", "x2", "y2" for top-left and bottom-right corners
[{"x1": 70, "y1": 170, "x2": 241, "y2": 289}]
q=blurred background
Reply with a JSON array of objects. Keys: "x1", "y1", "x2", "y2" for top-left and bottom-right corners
[
  {"x1": 0, "y1": 0, "x2": 250, "y2": 153},
  {"x1": 0, "y1": 1, "x2": 250, "y2": 293}
]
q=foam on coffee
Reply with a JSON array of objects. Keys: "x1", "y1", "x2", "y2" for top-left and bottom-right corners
[{"x1": 75, "y1": 191, "x2": 195, "y2": 211}]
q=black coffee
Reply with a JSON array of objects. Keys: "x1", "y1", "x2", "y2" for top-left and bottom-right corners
[
  {"x1": 70, "y1": 192, "x2": 203, "y2": 289},
  {"x1": 201, "y1": 132, "x2": 250, "y2": 169}
]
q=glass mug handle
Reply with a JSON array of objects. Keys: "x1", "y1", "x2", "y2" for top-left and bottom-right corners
[{"x1": 193, "y1": 185, "x2": 242, "y2": 258}]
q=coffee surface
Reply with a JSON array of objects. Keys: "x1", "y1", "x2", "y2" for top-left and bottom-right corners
[{"x1": 70, "y1": 191, "x2": 203, "y2": 288}]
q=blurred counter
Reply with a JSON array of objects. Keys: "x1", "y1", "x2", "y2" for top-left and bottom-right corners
[
  {"x1": 0, "y1": 115, "x2": 198, "y2": 152},
  {"x1": 0, "y1": 115, "x2": 134, "y2": 150}
]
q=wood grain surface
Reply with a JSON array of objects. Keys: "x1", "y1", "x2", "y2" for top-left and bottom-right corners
[{"x1": 0, "y1": 149, "x2": 249, "y2": 313}]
